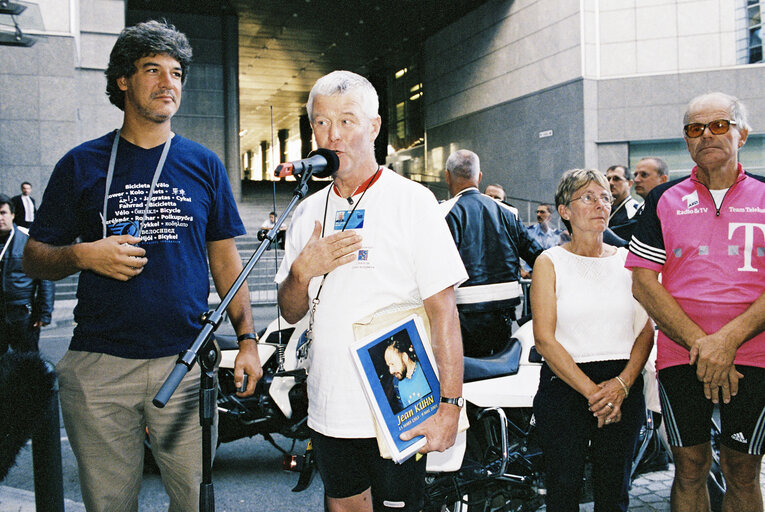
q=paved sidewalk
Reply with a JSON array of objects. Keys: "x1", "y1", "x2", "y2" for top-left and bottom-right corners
[
  {"x1": 626, "y1": 467, "x2": 676, "y2": 511},
  {"x1": 591, "y1": 461, "x2": 765, "y2": 511},
  {"x1": 0, "y1": 485, "x2": 85, "y2": 511},
  {"x1": 3, "y1": 463, "x2": 764, "y2": 511},
  {"x1": 2, "y1": 322, "x2": 763, "y2": 511}
]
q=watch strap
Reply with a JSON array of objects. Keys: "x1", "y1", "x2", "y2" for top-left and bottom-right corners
[{"x1": 440, "y1": 396, "x2": 464, "y2": 407}]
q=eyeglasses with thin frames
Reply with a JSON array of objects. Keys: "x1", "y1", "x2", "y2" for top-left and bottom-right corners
[
  {"x1": 569, "y1": 192, "x2": 613, "y2": 206},
  {"x1": 683, "y1": 119, "x2": 737, "y2": 138}
]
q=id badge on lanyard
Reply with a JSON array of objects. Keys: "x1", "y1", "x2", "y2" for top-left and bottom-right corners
[
  {"x1": 334, "y1": 209, "x2": 365, "y2": 231},
  {"x1": 101, "y1": 129, "x2": 174, "y2": 239}
]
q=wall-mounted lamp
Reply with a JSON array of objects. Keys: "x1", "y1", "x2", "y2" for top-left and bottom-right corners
[{"x1": 0, "y1": 1, "x2": 36, "y2": 47}]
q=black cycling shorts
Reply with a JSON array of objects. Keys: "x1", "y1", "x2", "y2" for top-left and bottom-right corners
[
  {"x1": 658, "y1": 364, "x2": 765, "y2": 454},
  {"x1": 311, "y1": 429, "x2": 426, "y2": 511}
]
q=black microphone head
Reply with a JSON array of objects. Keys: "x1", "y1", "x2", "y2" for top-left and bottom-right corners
[{"x1": 308, "y1": 148, "x2": 340, "y2": 178}]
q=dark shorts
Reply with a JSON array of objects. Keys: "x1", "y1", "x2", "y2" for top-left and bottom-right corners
[
  {"x1": 311, "y1": 429, "x2": 426, "y2": 511},
  {"x1": 658, "y1": 364, "x2": 765, "y2": 455}
]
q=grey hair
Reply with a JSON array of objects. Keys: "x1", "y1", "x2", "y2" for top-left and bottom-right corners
[
  {"x1": 307, "y1": 70, "x2": 379, "y2": 122},
  {"x1": 445, "y1": 150, "x2": 480, "y2": 180},
  {"x1": 555, "y1": 169, "x2": 609, "y2": 232},
  {"x1": 638, "y1": 157, "x2": 668, "y2": 177},
  {"x1": 683, "y1": 92, "x2": 751, "y2": 133}
]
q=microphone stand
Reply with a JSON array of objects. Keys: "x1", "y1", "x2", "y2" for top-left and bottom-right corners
[{"x1": 153, "y1": 167, "x2": 316, "y2": 512}]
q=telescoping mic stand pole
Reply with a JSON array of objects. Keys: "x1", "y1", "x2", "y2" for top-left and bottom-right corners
[{"x1": 152, "y1": 149, "x2": 338, "y2": 512}]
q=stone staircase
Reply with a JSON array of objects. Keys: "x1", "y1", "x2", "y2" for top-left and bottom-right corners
[{"x1": 52, "y1": 179, "x2": 328, "y2": 324}]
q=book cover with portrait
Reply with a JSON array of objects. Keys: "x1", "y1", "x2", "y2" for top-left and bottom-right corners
[{"x1": 349, "y1": 313, "x2": 440, "y2": 463}]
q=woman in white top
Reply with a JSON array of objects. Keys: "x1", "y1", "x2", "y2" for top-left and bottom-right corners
[{"x1": 531, "y1": 169, "x2": 654, "y2": 511}]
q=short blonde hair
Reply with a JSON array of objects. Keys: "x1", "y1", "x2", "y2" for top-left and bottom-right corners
[{"x1": 555, "y1": 169, "x2": 609, "y2": 231}]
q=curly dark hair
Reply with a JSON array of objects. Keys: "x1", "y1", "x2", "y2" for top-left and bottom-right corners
[
  {"x1": 105, "y1": 20, "x2": 193, "y2": 111},
  {"x1": 386, "y1": 334, "x2": 418, "y2": 363}
]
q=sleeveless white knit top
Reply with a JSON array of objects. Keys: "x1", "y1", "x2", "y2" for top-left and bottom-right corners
[{"x1": 544, "y1": 245, "x2": 644, "y2": 363}]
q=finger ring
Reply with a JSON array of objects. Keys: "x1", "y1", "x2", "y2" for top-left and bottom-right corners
[
  {"x1": 606, "y1": 402, "x2": 614, "y2": 409},
  {"x1": 605, "y1": 419, "x2": 611, "y2": 424}
]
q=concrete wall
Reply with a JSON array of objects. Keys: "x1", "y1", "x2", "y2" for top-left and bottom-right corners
[
  {"x1": 586, "y1": 0, "x2": 741, "y2": 78},
  {"x1": 427, "y1": 80, "x2": 586, "y2": 214},
  {"x1": 424, "y1": 0, "x2": 583, "y2": 129},
  {"x1": 126, "y1": 10, "x2": 226, "y2": 157},
  {"x1": 596, "y1": 66, "x2": 765, "y2": 142},
  {"x1": 0, "y1": 0, "x2": 122, "y2": 196},
  {"x1": 0, "y1": 50, "x2": 122, "y2": 196},
  {"x1": 0, "y1": 0, "x2": 241, "y2": 200},
  {"x1": 592, "y1": 64, "x2": 765, "y2": 171},
  {"x1": 418, "y1": 0, "x2": 765, "y2": 200},
  {"x1": 127, "y1": 9, "x2": 240, "y2": 199}
]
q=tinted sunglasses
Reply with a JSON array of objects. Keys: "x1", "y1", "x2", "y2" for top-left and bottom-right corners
[{"x1": 683, "y1": 119, "x2": 737, "y2": 138}]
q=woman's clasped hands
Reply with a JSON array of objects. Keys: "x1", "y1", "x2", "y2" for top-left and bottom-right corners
[{"x1": 587, "y1": 377, "x2": 628, "y2": 428}]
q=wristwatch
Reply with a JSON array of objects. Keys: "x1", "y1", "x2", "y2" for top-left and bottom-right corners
[{"x1": 440, "y1": 396, "x2": 465, "y2": 408}]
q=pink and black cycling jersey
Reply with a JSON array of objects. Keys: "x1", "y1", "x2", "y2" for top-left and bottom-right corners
[{"x1": 625, "y1": 164, "x2": 765, "y2": 370}]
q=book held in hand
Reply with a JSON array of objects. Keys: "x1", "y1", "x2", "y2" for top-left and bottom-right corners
[{"x1": 350, "y1": 313, "x2": 441, "y2": 463}]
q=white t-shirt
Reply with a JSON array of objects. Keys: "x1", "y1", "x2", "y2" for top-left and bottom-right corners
[
  {"x1": 544, "y1": 245, "x2": 645, "y2": 363},
  {"x1": 276, "y1": 168, "x2": 467, "y2": 438}
]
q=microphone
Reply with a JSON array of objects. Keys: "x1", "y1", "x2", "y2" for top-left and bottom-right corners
[{"x1": 274, "y1": 148, "x2": 340, "y2": 179}]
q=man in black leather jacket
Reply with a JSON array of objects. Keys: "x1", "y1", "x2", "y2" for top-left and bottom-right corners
[
  {"x1": 441, "y1": 150, "x2": 543, "y2": 357},
  {"x1": 0, "y1": 195, "x2": 54, "y2": 354}
]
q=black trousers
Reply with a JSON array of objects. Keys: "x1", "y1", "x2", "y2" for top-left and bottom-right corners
[
  {"x1": 458, "y1": 307, "x2": 515, "y2": 358},
  {"x1": 533, "y1": 360, "x2": 644, "y2": 512},
  {"x1": 0, "y1": 303, "x2": 40, "y2": 354}
]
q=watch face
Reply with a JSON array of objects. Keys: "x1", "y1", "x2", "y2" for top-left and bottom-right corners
[{"x1": 442, "y1": 396, "x2": 464, "y2": 407}]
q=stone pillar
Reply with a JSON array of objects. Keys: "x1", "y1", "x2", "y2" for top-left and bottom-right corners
[
  {"x1": 278, "y1": 128, "x2": 289, "y2": 165},
  {"x1": 300, "y1": 114, "x2": 312, "y2": 158},
  {"x1": 222, "y1": 11, "x2": 241, "y2": 200},
  {"x1": 260, "y1": 141, "x2": 269, "y2": 180}
]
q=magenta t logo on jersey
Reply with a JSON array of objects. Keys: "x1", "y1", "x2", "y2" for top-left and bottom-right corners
[{"x1": 729, "y1": 222, "x2": 765, "y2": 272}]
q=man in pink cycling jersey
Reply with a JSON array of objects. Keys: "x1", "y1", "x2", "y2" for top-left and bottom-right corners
[{"x1": 627, "y1": 92, "x2": 764, "y2": 512}]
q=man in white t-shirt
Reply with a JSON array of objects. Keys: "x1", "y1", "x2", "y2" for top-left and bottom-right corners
[
  {"x1": 257, "y1": 211, "x2": 286, "y2": 248},
  {"x1": 276, "y1": 70, "x2": 467, "y2": 512}
]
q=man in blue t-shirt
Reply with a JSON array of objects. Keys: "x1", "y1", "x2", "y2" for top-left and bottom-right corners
[
  {"x1": 22, "y1": 21, "x2": 261, "y2": 511},
  {"x1": 384, "y1": 338, "x2": 432, "y2": 412}
]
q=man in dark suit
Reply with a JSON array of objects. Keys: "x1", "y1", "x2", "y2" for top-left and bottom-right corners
[{"x1": 11, "y1": 182, "x2": 36, "y2": 229}]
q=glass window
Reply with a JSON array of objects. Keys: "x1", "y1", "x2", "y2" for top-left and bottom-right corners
[
  {"x1": 388, "y1": 57, "x2": 425, "y2": 152},
  {"x1": 748, "y1": 1, "x2": 763, "y2": 63},
  {"x1": 750, "y1": 6, "x2": 761, "y2": 26},
  {"x1": 740, "y1": 135, "x2": 765, "y2": 176},
  {"x1": 629, "y1": 140, "x2": 695, "y2": 180},
  {"x1": 629, "y1": 135, "x2": 765, "y2": 180},
  {"x1": 751, "y1": 27, "x2": 762, "y2": 47}
]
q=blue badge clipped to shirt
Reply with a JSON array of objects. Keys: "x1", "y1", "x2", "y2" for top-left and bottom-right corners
[{"x1": 334, "y1": 209, "x2": 365, "y2": 231}]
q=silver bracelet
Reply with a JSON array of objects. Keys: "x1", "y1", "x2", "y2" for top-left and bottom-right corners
[{"x1": 614, "y1": 375, "x2": 630, "y2": 398}]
